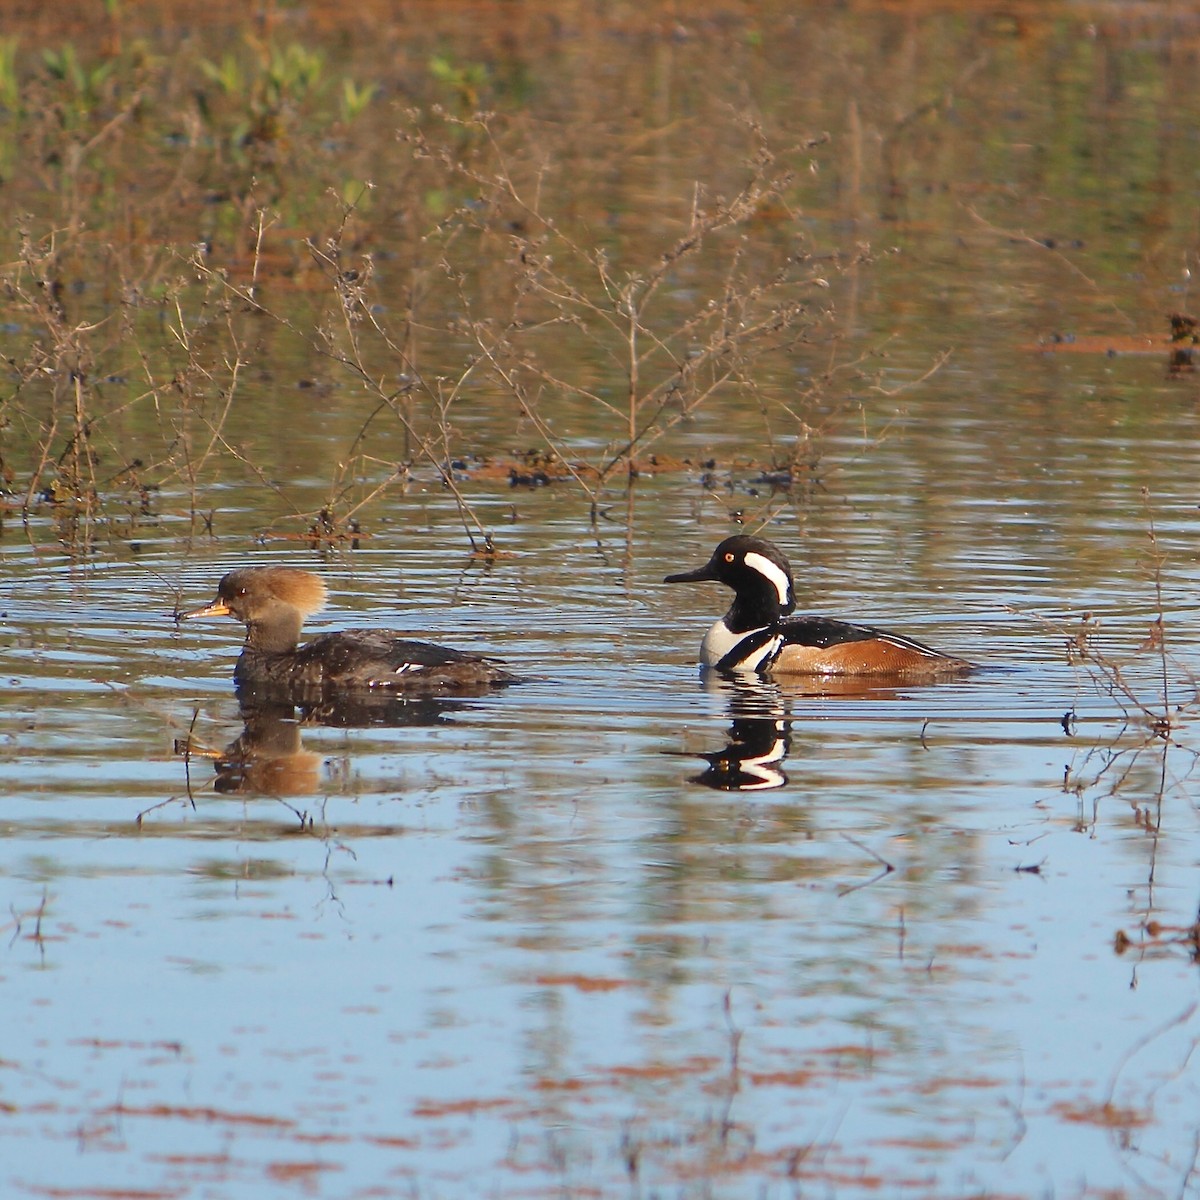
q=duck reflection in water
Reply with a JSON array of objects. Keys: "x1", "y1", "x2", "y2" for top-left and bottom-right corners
[
  {"x1": 208, "y1": 697, "x2": 322, "y2": 797},
  {"x1": 686, "y1": 672, "x2": 958, "y2": 793},
  {"x1": 694, "y1": 713, "x2": 792, "y2": 791},
  {"x1": 684, "y1": 673, "x2": 793, "y2": 792},
  {"x1": 187, "y1": 687, "x2": 478, "y2": 799}
]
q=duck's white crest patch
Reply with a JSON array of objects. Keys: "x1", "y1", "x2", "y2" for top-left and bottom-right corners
[
  {"x1": 700, "y1": 620, "x2": 779, "y2": 671},
  {"x1": 744, "y1": 552, "x2": 791, "y2": 607}
]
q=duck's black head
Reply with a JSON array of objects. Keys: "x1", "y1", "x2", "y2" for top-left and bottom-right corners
[{"x1": 664, "y1": 535, "x2": 796, "y2": 625}]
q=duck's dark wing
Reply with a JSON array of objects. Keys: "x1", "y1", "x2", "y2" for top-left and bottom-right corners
[
  {"x1": 773, "y1": 616, "x2": 970, "y2": 676},
  {"x1": 298, "y1": 631, "x2": 518, "y2": 690},
  {"x1": 778, "y1": 616, "x2": 885, "y2": 648}
]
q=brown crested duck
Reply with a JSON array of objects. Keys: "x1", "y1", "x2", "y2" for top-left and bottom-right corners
[{"x1": 183, "y1": 566, "x2": 517, "y2": 693}]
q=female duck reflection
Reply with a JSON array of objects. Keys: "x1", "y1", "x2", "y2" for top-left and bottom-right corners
[{"x1": 186, "y1": 693, "x2": 474, "y2": 799}]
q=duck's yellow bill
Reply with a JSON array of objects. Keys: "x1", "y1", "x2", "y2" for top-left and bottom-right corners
[{"x1": 182, "y1": 600, "x2": 232, "y2": 620}]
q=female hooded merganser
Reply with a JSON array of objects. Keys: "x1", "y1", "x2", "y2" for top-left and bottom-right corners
[
  {"x1": 665, "y1": 535, "x2": 971, "y2": 677},
  {"x1": 182, "y1": 566, "x2": 517, "y2": 693}
]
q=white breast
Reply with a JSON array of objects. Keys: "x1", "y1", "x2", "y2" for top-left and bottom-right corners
[{"x1": 700, "y1": 620, "x2": 779, "y2": 672}]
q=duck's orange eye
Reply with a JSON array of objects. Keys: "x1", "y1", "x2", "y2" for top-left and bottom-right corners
[{"x1": 724, "y1": 553, "x2": 735, "y2": 563}]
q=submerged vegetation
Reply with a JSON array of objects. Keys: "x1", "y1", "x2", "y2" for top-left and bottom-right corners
[
  {"x1": 4, "y1": 4, "x2": 1198, "y2": 560},
  {"x1": 0, "y1": 20, "x2": 885, "y2": 557}
]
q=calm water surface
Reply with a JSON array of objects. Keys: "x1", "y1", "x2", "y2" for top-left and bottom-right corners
[{"x1": 6, "y1": 3, "x2": 1200, "y2": 1198}]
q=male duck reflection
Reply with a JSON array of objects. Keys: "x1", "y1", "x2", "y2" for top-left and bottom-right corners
[
  {"x1": 665, "y1": 535, "x2": 971, "y2": 677},
  {"x1": 694, "y1": 717, "x2": 791, "y2": 791},
  {"x1": 182, "y1": 566, "x2": 518, "y2": 693}
]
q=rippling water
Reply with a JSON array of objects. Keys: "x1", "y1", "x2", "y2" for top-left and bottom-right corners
[{"x1": 5, "y1": 463, "x2": 1200, "y2": 1198}]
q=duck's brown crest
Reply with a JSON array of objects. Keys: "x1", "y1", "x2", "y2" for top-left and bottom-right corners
[{"x1": 228, "y1": 566, "x2": 328, "y2": 617}]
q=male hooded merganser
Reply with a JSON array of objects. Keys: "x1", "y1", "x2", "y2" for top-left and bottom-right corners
[
  {"x1": 182, "y1": 566, "x2": 517, "y2": 692},
  {"x1": 665, "y1": 535, "x2": 971, "y2": 676}
]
